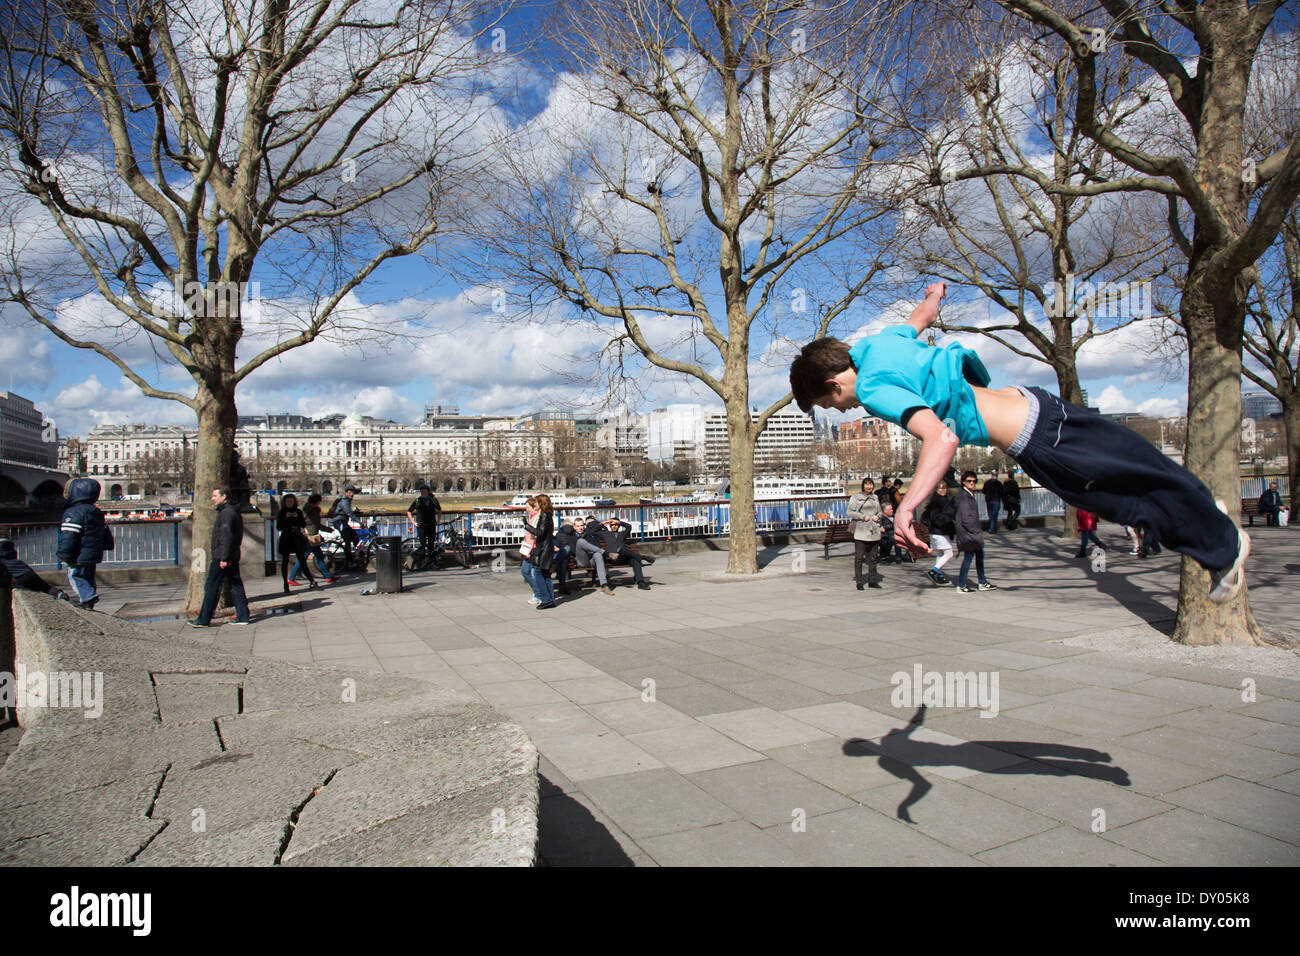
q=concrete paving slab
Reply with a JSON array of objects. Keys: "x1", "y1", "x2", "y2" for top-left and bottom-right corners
[
  {"x1": 974, "y1": 825, "x2": 1163, "y2": 866},
  {"x1": 1100, "y1": 807, "x2": 1300, "y2": 866},
  {"x1": 532, "y1": 732, "x2": 664, "y2": 781},
  {"x1": 650, "y1": 681, "x2": 759, "y2": 717},
  {"x1": 853, "y1": 778, "x2": 1059, "y2": 853},
  {"x1": 764, "y1": 805, "x2": 984, "y2": 866},
  {"x1": 700, "y1": 707, "x2": 834, "y2": 751},
  {"x1": 578, "y1": 768, "x2": 742, "y2": 839},
  {"x1": 685, "y1": 760, "x2": 853, "y2": 827},
  {"x1": 626, "y1": 723, "x2": 765, "y2": 774},
  {"x1": 1117, "y1": 726, "x2": 1300, "y2": 782},
  {"x1": 1162, "y1": 775, "x2": 1300, "y2": 846},
  {"x1": 582, "y1": 698, "x2": 697, "y2": 736},
  {"x1": 640, "y1": 820, "x2": 811, "y2": 866}
]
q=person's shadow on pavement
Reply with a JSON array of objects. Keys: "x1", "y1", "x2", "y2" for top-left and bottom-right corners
[{"x1": 841, "y1": 705, "x2": 1130, "y2": 824}]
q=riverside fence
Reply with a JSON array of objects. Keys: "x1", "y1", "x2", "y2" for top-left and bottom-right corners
[{"x1": 5, "y1": 475, "x2": 1288, "y2": 570}]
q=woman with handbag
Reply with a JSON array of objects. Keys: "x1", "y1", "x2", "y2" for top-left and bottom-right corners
[
  {"x1": 278, "y1": 493, "x2": 320, "y2": 594},
  {"x1": 289, "y1": 493, "x2": 335, "y2": 585},
  {"x1": 520, "y1": 494, "x2": 557, "y2": 609}
]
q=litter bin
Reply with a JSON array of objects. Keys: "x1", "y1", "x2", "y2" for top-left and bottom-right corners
[{"x1": 375, "y1": 535, "x2": 404, "y2": 593}]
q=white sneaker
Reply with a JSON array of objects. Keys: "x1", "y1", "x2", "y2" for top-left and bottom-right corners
[
  {"x1": 527, "y1": 596, "x2": 542, "y2": 605},
  {"x1": 1208, "y1": 505, "x2": 1250, "y2": 603}
]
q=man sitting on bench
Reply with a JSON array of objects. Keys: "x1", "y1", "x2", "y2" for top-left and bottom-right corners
[
  {"x1": 593, "y1": 516, "x2": 656, "y2": 590},
  {"x1": 572, "y1": 517, "x2": 615, "y2": 596}
]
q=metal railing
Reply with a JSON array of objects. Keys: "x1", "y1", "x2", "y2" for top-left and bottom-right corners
[
  {"x1": 3, "y1": 473, "x2": 1280, "y2": 571},
  {"x1": 0, "y1": 519, "x2": 182, "y2": 571}
]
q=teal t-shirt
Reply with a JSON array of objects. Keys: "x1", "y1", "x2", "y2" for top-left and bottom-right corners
[{"x1": 849, "y1": 326, "x2": 992, "y2": 446}]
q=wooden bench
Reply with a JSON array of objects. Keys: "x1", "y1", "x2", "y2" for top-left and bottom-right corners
[
  {"x1": 822, "y1": 522, "x2": 855, "y2": 559},
  {"x1": 1241, "y1": 496, "x2": 1287, "y2": 526},
  {"x1": 562, "y1": 538, "x2": 643, "y2": 586}
]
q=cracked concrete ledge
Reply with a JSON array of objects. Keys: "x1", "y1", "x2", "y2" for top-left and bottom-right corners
[{"x1": 0, "y1": 591, "x2": 538, "y2": 866}]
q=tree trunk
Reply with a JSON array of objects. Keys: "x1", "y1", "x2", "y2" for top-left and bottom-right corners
[
  {"x1": 1285, "y1": 394, "x2": 1300, "y2": 519},
  {"x1": 1171, "y1": 268, "x2": 1262, "y2": 646},
  {"x1": 183, "y1": 384, "x2": 238, "y2": 614},
  {"x1": 1053, "y1": 356, "x2": 1085, "y2": 541},
  {"x1": 724, "y1": 398, "x2": 759, "y2": 574}
]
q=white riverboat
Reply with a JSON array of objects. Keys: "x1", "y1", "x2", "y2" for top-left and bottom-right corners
[{"x1": 712, "y1": 477, "x2": 845, "y2": 500}]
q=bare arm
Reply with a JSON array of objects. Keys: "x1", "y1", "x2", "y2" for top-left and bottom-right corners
[
  {"x1": 905, "y1": 282, "x2": 947, "y2": 336},
  {"x1": 895, "y1": 409, "x2": 959, "y2": 555}
]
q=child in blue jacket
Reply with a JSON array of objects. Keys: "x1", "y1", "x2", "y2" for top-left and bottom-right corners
[{"x1": 57, "y1": 477, "x2": 114, "y2": 609}]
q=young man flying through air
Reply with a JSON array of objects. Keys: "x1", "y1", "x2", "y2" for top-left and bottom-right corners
[{"x1": 788, "y1": 282, "x2": 1249, "y2": 603}]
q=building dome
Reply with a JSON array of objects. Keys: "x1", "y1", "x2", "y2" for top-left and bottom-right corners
[{"x1": 341, "y1": 413, "x2": 364, "y2": 431}]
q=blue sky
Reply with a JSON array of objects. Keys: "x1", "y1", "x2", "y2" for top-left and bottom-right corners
[{"x1": 8, "y1": 0, "x2": 1287, "y2": 440}]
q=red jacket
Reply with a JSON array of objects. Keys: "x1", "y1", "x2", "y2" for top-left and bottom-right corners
[{"x1": 1076, "y1": 509, "x2": 1097, "y2": 532}]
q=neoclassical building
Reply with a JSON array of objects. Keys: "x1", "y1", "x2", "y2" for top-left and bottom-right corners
[{"x1": 83, "y1": 414, "x2": 571, "y2": 496}]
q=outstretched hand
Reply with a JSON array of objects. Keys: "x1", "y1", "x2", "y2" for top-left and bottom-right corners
[
  {"x1": 925, "y1": 281, "x2": 946, "y2": 300},
  {"x1": 894, "y1": 510, "x2": 932, "y2": 557}
]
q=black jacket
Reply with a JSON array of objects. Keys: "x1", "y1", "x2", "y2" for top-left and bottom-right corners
[
  {"x1": 304, "y1": 503, "x2": 324, "y2": 536},
  {"x1": 57, "y1": 478, "x2": 114, "y2": 566},
  {"x1": 923, "y1": 494, "x2": 957, "y2": 537},
  {"x1": 1260, "y1": 489, "x2": 1282, "y2": 511},
  {"x1": 554, "y1": 523, "x2": 578, "y2": 551},
  {"x1": 0, "y1": 538, "x2": 51, "y2": 593},
  {"x1": 982, "y1": 478, "x2": 1003, "y2": 504},
  {"x1": 409, "y1": 494, "x2": 441, "y2": 526},
  {"x1": 955, "y1": 488, "x2": 983, "y2": 552},
  {"x1": 580, "y1": 520, "x2": 605, "y2": 548},
  {"x1": 277, "y1": 506, "x2": 309, "y2": 553},
  {"x1": 523, "y1": 512, "x2": 554, "y2": 571},
  {"x1": 211, "y1": 502, "x2": 244, "y2": 564},
  {"x1": 597, "y1": 519, "x2": 634, "y2": 554},
  {"x1": 1002, "y1": 480, "x2": 1021, "y2": 503}
]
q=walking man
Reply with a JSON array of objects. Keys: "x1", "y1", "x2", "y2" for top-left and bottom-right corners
[
  {"x1": 982, "y1": 473, "x2": 1004, "y2": 534},
  {"x1": 1001, "y1": 471, "x2": 1021, "y2": 530},
  {"x1": 847, "y1": 477, "x2": 882, "y2": 589},
  {"x1": 189, "y1": 487, "x2": 251, "y2": 627}
]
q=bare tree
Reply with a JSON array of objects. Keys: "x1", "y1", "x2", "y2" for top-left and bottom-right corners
[
  {"x1": 0, "y1": 0, "x2": 501, "y2": 610},
  {"x1": 1243, "y1": 207, "x2": 1299, "y2": 504},
  {"x1": 953, "y1": 1, "x2": 1300, "y2": 645},
  {"x1": 907, "y1": 23, "x2": 1175, "y2": 537},
  {"x1": 469, "y1": 0, "x2": 920, "y2": 573}
]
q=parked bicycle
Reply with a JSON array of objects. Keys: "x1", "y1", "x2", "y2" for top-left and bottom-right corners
[
  {"x1": 402, "y1": 520, "x2": 473, "y2": 570},
  {"x1": 318, "y1": 515, "x2": 379, "y2": 571}
]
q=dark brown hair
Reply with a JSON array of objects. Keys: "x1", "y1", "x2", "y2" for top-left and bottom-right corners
[{"x1": 789, "y1": 337, "x2": 854, "y2": 413}]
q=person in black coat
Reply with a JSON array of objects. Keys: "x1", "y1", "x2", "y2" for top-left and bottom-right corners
[
  {"x1": 521, "y1": 494, "x2": 557, "y2": 609},
  {"x1": 955, "y1": 471, "x2": 997, "y2": 593},
  {"x1": 1001, "y1": 471, "x2": 1022, "y2": 530},
  {"x1": 597, "y1": 517, "x2": 655, "y2": 589},
  {"x1": 1259, "y1": 482, "x2": 1283, "y2": 526},
  {"x1": 982, "y1": 475, "x2": 1004, "y2": 533},
  {"x1": 0, "y1": 537, "x2": 68, "y2": 600},
  {"x1": 189, "y1": 486, "x2": 251, "y2": 627},
  {"x1": 276, "y1": 494, "x2": 318, "y2": 593},
  {"x1": 921, "y1": 480, "x2": 958, "y2": 585},
  {"x1": 57, "y1": 477, "x2": 114, "y2": 609},
  {"x1": 553, "y1": 518, "x2": 578, "y2": 595}
]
